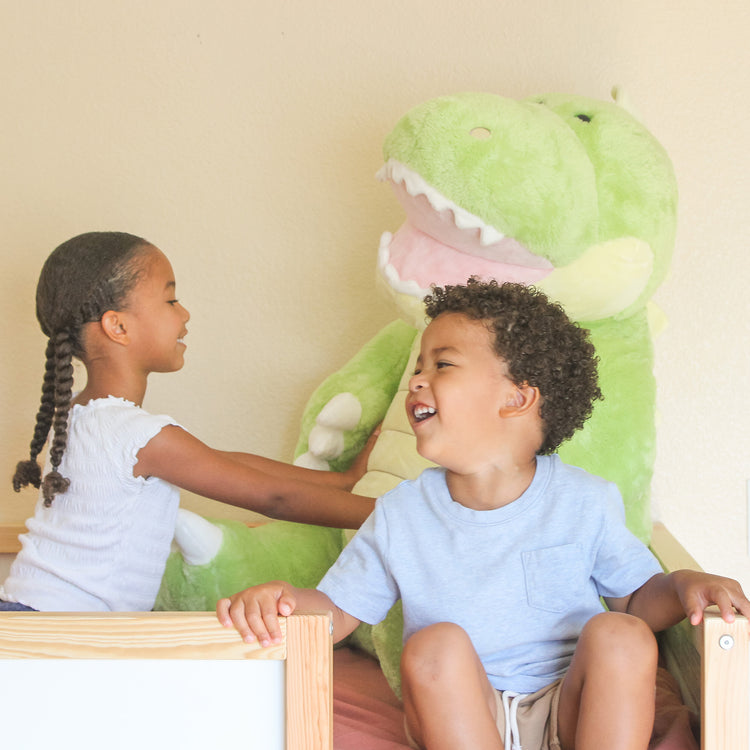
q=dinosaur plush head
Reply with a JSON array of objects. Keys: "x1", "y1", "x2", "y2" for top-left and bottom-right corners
[{"x1": 377, "y1": 90, "x2": 677, "y2": 326}]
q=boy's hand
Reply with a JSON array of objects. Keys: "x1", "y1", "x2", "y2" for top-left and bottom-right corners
[
  {"x1": 216, "y1": 581, "x2": 297, "y2": 647},
  {"x1": 672, "y1": 569, "x2": 750, "y2": 626}
]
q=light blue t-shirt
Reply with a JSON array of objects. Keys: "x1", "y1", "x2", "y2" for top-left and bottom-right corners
[{"x1": 318, "y1": 454, "x2": 663, "y2": 693}]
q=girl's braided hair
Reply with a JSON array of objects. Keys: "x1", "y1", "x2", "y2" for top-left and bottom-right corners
[
  {"x1": 423, "y1": 278, "x2": 603, "y2": 455},
  {"x1": 12, "y1": 231, "x2": 151, "y2": 505}
]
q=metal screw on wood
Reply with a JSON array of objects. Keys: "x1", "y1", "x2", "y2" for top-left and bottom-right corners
[{"x1": 718, "y1": 634, "x2": 735, "y2": 651}]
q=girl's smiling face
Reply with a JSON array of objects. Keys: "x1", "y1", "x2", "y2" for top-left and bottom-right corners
[
  {"x1": 121, "y1": 247, "x2": 191, "y2": 374},
  {"x1": 406, "y1": 312, "x2": 519, "y2": 475}
]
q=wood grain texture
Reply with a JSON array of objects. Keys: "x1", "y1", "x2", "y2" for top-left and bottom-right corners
[
  {"x1": 0, "y1": 610, "x2": 284, "y2": 660},
  {"x1": 701, "y1": 611, "x2": 749, "y2": 750},
  {"x1": 0, "y1": 524, "x2": 24, "y2": 553},
  {"x1": 651, "y1": 522, "x2": 702, "y2": 572},
  {"x1": 286, "y1": 611, "x2": 333, "y2": 750}
]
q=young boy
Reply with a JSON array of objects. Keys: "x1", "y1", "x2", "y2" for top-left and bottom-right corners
[{"x1": 218, "y1": 279, "x2": 749, "y2": 750}]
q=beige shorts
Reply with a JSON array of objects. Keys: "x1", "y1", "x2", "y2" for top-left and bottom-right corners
[{"x1": 405, "y1": 678, "x2": 563, "y2": 750}]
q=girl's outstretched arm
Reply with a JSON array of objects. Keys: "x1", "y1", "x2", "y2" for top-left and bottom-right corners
[
  {"x1": 224, "y1": 425, "x2": 379, "y2": 491},
  {"x1": 134, "y1": 425, "x2": 375, "y2": 529}
]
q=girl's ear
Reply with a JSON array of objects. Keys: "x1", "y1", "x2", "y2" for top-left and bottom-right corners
[
  {"x1": 498, "y1": 383, "x2": 540, "y2": 418},
  {"x1": 100, "y1": 310, "x2": 129, "y2": 345}
]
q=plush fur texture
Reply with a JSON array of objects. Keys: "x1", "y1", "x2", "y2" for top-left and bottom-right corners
[{"x1": 155, "y1": 519, "x2": 343, "y2": 611}]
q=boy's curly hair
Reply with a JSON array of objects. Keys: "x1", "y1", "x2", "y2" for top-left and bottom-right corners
[{"x1": 423, "y1": 278, "x2": 602, "y2": 455}]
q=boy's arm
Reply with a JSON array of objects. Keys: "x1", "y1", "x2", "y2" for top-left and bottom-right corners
[
  {"x1": 216, "y1": 581, "x2": 360, "y2": 647},
  {"x1": 134, "y1": 425, "x2": 375, "y2": 528},
  {"x1": 606, "y1": 570, "x2": 750, "y2": 632}
]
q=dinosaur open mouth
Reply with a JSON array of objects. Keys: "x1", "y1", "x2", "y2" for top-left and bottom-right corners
[{"x1": 377, "y1": 159, "x2": 553, "y2": 298}]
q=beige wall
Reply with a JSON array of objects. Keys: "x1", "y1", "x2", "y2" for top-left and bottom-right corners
[{"x1": 1, "y1": 1, "x2": 748, "y2": 585}]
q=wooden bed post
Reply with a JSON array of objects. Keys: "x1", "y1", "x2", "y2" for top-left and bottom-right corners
[
  {"x1": 286, "y1": 612, "x2": 334, "y2": 750},
  {"x1": 700, "y1": 612, "x2": 749, "y2": 750}
]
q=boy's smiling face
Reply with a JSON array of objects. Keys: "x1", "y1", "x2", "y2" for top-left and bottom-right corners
[{"x1": 406, "y1": 312, "x2": 520, "y2": 475}]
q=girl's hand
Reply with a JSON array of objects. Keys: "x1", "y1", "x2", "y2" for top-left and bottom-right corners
[
  {"x1": 341, "y1": 423, "x2": 382, "y2": 489},
  {"x1": 672, "y1": 570, "x2": 750, "y2": 626},
  {"x1": 216, "y1": 581, "x2": 297, "y2": 647}
]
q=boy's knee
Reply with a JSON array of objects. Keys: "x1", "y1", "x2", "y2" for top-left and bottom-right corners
[
  {"x1": 580, "y1": 611, "x2": 658, "y2": 668},
  {"x1": 401, "y1": 622, "x2": 472, "y2": 686}
]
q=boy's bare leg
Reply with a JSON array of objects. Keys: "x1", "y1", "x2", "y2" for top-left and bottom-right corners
[
  {"x1": 401, "y1": 622, "x2": 503, "y2": 750},
  {"x1": 557, "y1": 612, "x2": 658, "y2": 750}
]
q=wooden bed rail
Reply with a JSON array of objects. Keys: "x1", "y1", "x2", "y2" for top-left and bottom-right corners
[
  {"x1": 651, "y1": 522, "x2": 749, "y2": 750},
  {"x1": 0, "y1": 610, "x2": 333, "y2": 750},
  {"x1": 0, "y1": 523, "x2": 24, "y2": 553}
]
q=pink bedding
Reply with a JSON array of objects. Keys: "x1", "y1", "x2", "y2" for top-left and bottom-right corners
[{"x1": 332, "y1": 647, "x2": 699, "y2": 750}]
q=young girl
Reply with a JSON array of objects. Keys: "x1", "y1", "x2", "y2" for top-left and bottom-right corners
[{"x1": 1, "y1": 231, "x2": 375, "y2": 613}]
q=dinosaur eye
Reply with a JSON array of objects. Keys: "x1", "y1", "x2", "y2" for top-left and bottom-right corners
[
  {"x1": 470, "y1": 127, "x2": 492, "y2": 140},
  {"x1": 575, "y1": 113, "x2": 592, "y2": 122}
]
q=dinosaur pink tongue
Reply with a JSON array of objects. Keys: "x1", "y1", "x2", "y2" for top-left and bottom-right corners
[{"x1": 387, "y1": 222, "x2": 552, "y2": 289}]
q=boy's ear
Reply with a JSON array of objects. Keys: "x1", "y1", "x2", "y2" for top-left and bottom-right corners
[
  {"x1": 499, "y1": 383, "x2": 540, "y2": 418},
  {"x1": 100, "y1": 310, "x2": 129, "y2": 345}
]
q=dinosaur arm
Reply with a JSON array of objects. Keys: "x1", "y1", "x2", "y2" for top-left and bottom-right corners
[{"x1": 294, "y1": 319, "x2": 417, "y2": 472}]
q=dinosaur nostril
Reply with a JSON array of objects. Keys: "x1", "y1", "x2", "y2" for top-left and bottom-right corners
[{"x1": 470, "y1": 127, "x2": 492, "y2": 140}]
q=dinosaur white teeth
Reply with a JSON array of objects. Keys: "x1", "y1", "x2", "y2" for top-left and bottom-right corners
[
  {"x1": 377, "y1": 159, "x2": 505, "y2": 248},
  {"x1": 378, "y1": 234, "x2": 430, "y2": 299}
]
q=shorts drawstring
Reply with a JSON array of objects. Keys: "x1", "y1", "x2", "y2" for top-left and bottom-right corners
[{"x1": 501, "y1": 690, "x2": 529, "y2": 750}]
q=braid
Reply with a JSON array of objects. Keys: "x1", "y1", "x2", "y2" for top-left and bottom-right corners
[
  {"x1": 13, "y1": 231, "x2": 150, "y2": 504},
  {"x1": 12, "y1": 339, "x2": 57, "y2": 492},
  {"x1": 40, "y1": 331, "x2": 74, "y2": 506}
]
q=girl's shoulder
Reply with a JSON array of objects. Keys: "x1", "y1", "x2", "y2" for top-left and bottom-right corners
[
  {"x1": 70, "y1": 396, "x2": 180, "y2": 448},
  {"x1": 72, "y1": 394, "x2": 138, "y2": 413},
  {"x1": 72, "y1": 396, "x2": 147, "y2": 429}
]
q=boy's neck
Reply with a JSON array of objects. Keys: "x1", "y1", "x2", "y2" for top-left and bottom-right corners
[{"x1": 445, "y1": 456, "x2": 538, "y2": 511}]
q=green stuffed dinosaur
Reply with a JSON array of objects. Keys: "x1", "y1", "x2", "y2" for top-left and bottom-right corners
[
  {"x1": 291, "y1": 90, "x2": 678, "y2": 694},
  {"x1": 156, "y1": 91, "x2": 677, "y2": 696}
]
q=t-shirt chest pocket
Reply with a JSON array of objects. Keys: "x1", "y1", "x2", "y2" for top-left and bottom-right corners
[{"x1": 522, "y1": 544, "x2": 586, "y2": 613}]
